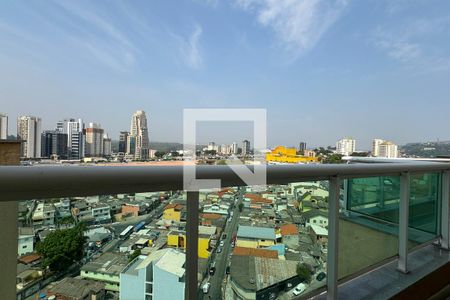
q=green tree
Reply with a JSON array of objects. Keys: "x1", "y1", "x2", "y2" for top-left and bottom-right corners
[
  {"x1": 296, "y1": 263, "x2": 312, "y2": 283},
  {"x1": 129, "y1": 249, "x2": 142, "y2": 262},
  {"x1": 57, "y1": 216, "x2": 75, "y2": 227},
  {"x1": 238, "y1": 203, "x2": 244, "y2": 212},
  {"x1": 155, "y1": 151, "x2": 167, "y2": 158},
  {"x1": 322, "y1": 154, "x2": 343, "y2": 164},
  {"x1": 36, "y1": 223, "x2": 86, "y2": 272}
]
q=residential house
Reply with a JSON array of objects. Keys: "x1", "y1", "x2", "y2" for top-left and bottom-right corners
[
  {"x1": 303, "y1": 209, "x2": 328, "y2": 228},
  {"x1": 46, "y1": 277, "x2": 106, "y2": 300},
  {"x1": 163, "y1": 204, "x2": 183, "y2": 222},
  {"x1": 229, "y1": 255, "x2": 300, "y2": 300},
  {"x1": 18, "y1": 227, "x2": 34, "y2": 257},
  {"x1": 236, "y1": 226, "x2": 276, "y2": 248},
  {"x1": 91, "y1": 204, "x2": 111, "y2": 224},
  {"x1": 80, "y1": 252, "x2": 129, "y2": 291},
  {"x1": 32, "y1": 203, "x2": 55, "y2": 227},
  {"x1": 310, "y1": 224, "x2": 328, "y2": 245},
  {"x1": 280, "y1": 224, "x2": 299, "y2": 249},
  {"x1": 120, "y1": 249, "x2": 185, "y2": 300}
]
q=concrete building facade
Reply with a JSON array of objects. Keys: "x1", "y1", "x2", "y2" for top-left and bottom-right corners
[
  {"x1": 129, "y1": 110, "x2": 150, "y2": 160},
  {"x1": 85, "y1": 123, "x2": 104, "y2": 157},
  {"x1": 0, "y1": 113, "x2": 8, "y2": 139},
  {"x1": 336, "y1": 138, "x2": 356, "y2": 156},
  {"x1": 17, "y1": 116, "x2": 42, "y2": 158}
]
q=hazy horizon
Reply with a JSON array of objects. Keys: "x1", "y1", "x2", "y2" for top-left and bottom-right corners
[{"x1": 1, "y1": 1, "x2": 450, "y2": 150}]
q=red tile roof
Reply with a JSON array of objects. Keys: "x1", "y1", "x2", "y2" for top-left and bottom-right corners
[
  {"x1": 233, "y1": 247, "x2": 278, "y2": 259},
  {"x1": 280, "y1": 224, "x2": 299, "y2": 236},
  {"x1": 245, "y1": 193, "x2": 272, "y2": 204},
  {"x1": 250, "y1": 198, "x2": 272, "y2": 204},
  {"x1": 18, "y1": 253, "x2": 41, "y2": 264},
  {"x1": 201, "y1": 213, "x2": 222, "y2": 220},
  {"x1": 164, "y1": 204, "x2": 183, "y2": 211}
]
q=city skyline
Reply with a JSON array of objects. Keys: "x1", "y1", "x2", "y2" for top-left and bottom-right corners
[
  {"x1": 0, "y1": 110, "x2": 440, "y2": 151},
  {"x1": 1, "y1": 1, "x2": 450, "y2": 149}
]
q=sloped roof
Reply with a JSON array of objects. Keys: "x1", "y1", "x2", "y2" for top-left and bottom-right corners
[
  {"x1": 237, "y1": 225, "x2": 276, "y2": 240},
  {"x1": 201, "y1": 213, "x2": 222, "y2": 220},
  {"x1": 164, "y1": 204, "x2": 183, "y2": 211},
  {"x1": 233, "y1": 247, "x2": 278, "y2": 259},
  {"x1": 280, "y1": 224, "x2": 299, "y2": 236}
]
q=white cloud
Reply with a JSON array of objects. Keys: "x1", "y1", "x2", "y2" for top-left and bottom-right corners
[
  {"x1": 235, "y1": 0, "x2": 349, "y2": 59},
  {"x1": 176, "y1": 25, "x2": 203, "y2": 69},
  {"x1": 52, "y1": 0, "x2": 137, "y2": 72},
  {"x1": 373, "y1": 17, "x2": 450, "y2": 72}
]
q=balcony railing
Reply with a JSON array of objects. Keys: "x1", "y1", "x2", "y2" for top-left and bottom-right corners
[{"x1": 1, "y1": 162, "x2": 450, "y2": 299}]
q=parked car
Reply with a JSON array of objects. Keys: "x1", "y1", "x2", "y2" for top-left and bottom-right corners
[
  {"x1": 226, "y1": 266, "x2": 230, "y2": 274},
  {"x1": 292, "y1": 283, "x2": 307, "y2": 296},
  {"x1": 219, "y1": 240, "x2": 225, "y2": 247},
  {"x1": 316, "y1": 272, "x2": 326, "y2": 281},
  {"x1": 222, "y1": 233, "x2": 227, "y2": 240},
  {"x1": 209, "y1": 262, "x2": 216, "y2": 275},
  {"x1": 202, "y1": 282, "x2": 211, "y2": 294},
  {"x1": 217, "y1": 246, "x2": 222, "y2": 253}
]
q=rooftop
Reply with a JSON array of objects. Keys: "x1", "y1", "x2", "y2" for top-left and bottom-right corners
[
  {"x1": 47, "y1": 277, "x2": 104, "y2": 299},
  {"x1": 233, "y1": 246, "x2": 279, "y2": 259},
  {"x1": 155, "y1": 248, "x2": 185, "y2": 278},
  {"x1": 230, "y1": 255, "x2": 297, "y2": 292},
  {"x1": 280, "y1": 224, "x2": 299, "y2": 236},
  {"x1": 310, "y1": 224, "x2": 328, "y2": 236},
  {"x1": 237, "y1": 225, "x2": 276, "y2": 240},
  {"x1": 81, "y1": 252, "x2": 129, "y2": 276}
]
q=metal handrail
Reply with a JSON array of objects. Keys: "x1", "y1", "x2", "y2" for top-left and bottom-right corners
[
  {"x1": 1, "y1": 162, "x2": 449, "y2": 300},
  {"x1": 0, "y1": 162, "x2": 449, "y2": 201}
]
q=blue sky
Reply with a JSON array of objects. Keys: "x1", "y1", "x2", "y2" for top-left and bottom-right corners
[{"x1": 1, "y1": 0, "x2": 450, "y2": 150}]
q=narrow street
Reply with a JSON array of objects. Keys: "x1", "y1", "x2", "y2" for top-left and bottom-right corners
[{"x1": 199, "y1": 188, "x2": 244, "y2": 300}]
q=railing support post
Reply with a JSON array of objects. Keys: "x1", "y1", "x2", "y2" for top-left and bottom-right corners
[
  {"x1": 327, "y1": 176, "x2": 340, "y2": 300},
  {"x1": 0, "y1": 201, "x2": 18, "y2": 300},
  {"x1": 397, "y1": 172, "x2": 410, "y2": 273},
  {"x1": 185, "y1": 191, "x2": 199, "y2": 300},
  {"x1": 440, "y1": 171, "x2": 450, "y2": 250}
]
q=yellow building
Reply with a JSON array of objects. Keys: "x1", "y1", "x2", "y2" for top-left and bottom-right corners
[
  {"x1": 163, "y1": 204, "x2": 183, "y2": 222},
  {"x1": 167, "y1": 230, "x2": 211, "y2": 259},
  {"x1": 266, "y1": 146, "x2": 318, "y2": 164}
]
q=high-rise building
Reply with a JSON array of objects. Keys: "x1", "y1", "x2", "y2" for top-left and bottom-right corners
[
  {"x1": 372, "y1": 139, "x2": 399, "y2": 158},
  {"x1": 207, "y1": 142, "x2": 216, "y2": 151},
  {"x1": 17, "y1": 116, "x2": 42, "y2": 158},
  {"x1": 130, "y1": 111, "x2": 150, "y2": 160},
  {"x1": 0, "y1": 113, "x2": 8, "y2": 139},
  {"x1": 41, "y1": 130, "x2": 68, "y2": 159},
  {"x1": 119, "y1": 131, "x2": 129, "y2": 153},
  {"x1": 242, "y1": 140, "x2": 251, "y2": 156},
  {"x1": 103, "y1": 134, "x2": 112, "y2": 157},
  {"x1": 372, "y1": 139, "x2": 385, "y2": 157},
  {"x1": 85, "y1": 123, "x2": 104, "y2": 157},
  {"x1": 336, "y1": 138, "x2": 356, "y2": 156},
  {"x1": 232, "y1": 142, "x2": 238, "y2": 155},
  {"x1": 57, "y1": 118, "x2": 85, "y2": 159},
  {"x1": 299, "y1": 142, "x2": 306, "y2": 153},
  {"x1": 126, "y1": 135, "x2": 136, "y2": 155},
  {"x1": 378, "y1": 141, "x2": 399, "y2": 158}
]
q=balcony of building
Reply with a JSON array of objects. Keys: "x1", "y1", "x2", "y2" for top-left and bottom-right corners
[{"x1": 1, "y1": 158, "x2": 450, "y2": 299}]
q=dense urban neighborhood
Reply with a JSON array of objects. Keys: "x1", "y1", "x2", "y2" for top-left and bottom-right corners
[{"x1": 15, "y1": 180, "x2": 332, "y2": 300}]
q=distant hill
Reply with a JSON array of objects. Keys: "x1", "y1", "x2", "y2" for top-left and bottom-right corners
[{"x1": 401, "y1": 141, "x2": 450, "y2": 157}]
